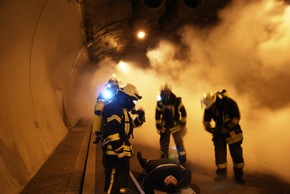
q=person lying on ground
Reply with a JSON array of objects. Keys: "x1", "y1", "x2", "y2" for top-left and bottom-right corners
[{"x1": 136, "y1": 151, "x2": 191, "y2": 194}]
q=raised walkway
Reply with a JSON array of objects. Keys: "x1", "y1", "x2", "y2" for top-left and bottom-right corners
[
  {"x1": 20, "y1": 126, "x2": 139, "y2": 194},
  {"x1": 20, "y1": 127, "x2": 91, "y2": 194}
]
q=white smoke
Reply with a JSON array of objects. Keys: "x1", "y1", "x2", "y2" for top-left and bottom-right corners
[{"x1": 77, "y1": 0, "x2": 290, "y2": 183}]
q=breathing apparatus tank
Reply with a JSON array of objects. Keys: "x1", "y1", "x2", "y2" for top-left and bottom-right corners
[{"x1": 92, "y1": 99, "x2": 105, "y2": 135}]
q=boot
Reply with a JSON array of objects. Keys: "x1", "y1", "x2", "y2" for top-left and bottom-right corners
[
  {"x1": 214, "y1": 168, "x2": 227, "y2": 181},
  {"x1": 160, "y1": 151, "x2": 168, "y2": 158},
  {"x1": 178, "y1": 154, "x2": 187, "y2": 167},
  {"x1": 234, "y1": 167, "x2": 245, "y2": 184}
]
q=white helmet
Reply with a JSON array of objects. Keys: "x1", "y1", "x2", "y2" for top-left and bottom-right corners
[
  {"x1": 119, "y1": 83, "x2": 142, "y2": 100},
  {"x1": 106, "y1": 77, "x2": 121, "y2": 88},
  {"x1": 160, "y1": 83, "x2": 172, "y2": 91},
  {"x1": 201, "y1": 92, "x2": 216, "y2": 109}
]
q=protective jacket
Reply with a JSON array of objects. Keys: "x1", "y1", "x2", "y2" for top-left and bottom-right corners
[
  {"x1": 203, "y1": 95, "x2": 243, "y2": 144},
  {"x1": 155, "y1": 93, "x2": 187, "y2": 133},
  {"x1": 102, "y1": 100, "x2": 144, "y2": 157}
]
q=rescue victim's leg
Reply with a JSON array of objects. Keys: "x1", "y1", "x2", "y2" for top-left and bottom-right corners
[
  {"x1": 159, "y1": 129, "x2": 170, "y2": 158},
  {"x1": 213, "y1": 136, "x2": 228, "y2": 181},
  {"x1": 229, "y1": 140, "x2": 245, "y2": 183},
  {"x1": 172, "y1": 131, "x2": 186, "y2": 165},
  {"x1": 137, "y1": 151, "x2": 148, "y2": 169}
]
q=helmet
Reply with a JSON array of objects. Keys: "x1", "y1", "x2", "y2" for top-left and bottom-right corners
[
  {"x1": 160, "y1": 83, "x2": 172, "y2": 91},
  {"x1": 119, "y1": 83, "x2": 142, "y2": 101},
  {"x1": 100, "y1": 75, "x2": 121, "y2": 101},
  {"x1": 201, "y1": 92, "x2": 216, "y2": 109},
  {"x1": 106, "y1": 77, "x2": 121, "y2": 89}
]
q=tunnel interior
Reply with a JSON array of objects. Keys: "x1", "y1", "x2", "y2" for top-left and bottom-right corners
[{"x1": 1, "y1": 0, "x2": 290, "y2": 194}]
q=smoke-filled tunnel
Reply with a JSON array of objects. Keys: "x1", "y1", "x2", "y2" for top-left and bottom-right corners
[{"x1": 2, "y1": 0, "x2": 290, "y2": 194}]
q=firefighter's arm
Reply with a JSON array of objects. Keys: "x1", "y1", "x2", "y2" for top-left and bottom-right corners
[
  {"x1": 156, "y1": 121, "x2": 165, "y2": 134},
  {"x1": 179, "y1": 106, "x2": 187, "y2": 127},
  {"x1": 177, "y1": 97, "x2": 187, "y2": 127},
  {"x1": 203, "y1": 110, "x2": 217, "y2": 133},
  {"x1": 93, "y1": 131, "x2": 102, "y2": 144},
  {"x1": 225, "y1": 98, "x2": 240, "y2": 130},
  {"x1": 203, "y1": 121, "x2": 217, "y2": 133},
  {"x1": 155, "y1": 103, "x2": 165, "y2": 133}
]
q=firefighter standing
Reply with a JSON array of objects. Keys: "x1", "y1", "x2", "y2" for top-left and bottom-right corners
[
  {"x1": 201, "y1": 90, "x2": 245, "y2": 183},
  {"x1": 102, "y1": 83, "x2": 145, "y2": 194},
  {"x1": 155, "y1": 83, "x2": 187, "y2": 165},
  {"x1": 92, "y1": 76, "x2": 121, "y2": 144}
]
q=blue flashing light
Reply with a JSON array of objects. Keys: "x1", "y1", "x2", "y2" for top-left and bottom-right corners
[{"x1": 103, "y1": 90, "x2": 113, "y2": 100}]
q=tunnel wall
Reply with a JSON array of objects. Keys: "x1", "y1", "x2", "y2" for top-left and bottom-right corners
[{"x1": 0, "y1": 1, "x2": 86, "y2": 193}]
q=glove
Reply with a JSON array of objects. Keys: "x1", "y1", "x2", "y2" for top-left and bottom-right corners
[
  {"x1": 156, "y1": 124, "x2": 166, "y2": 134},
  {"x1": 212, "y1": 127, "x2": 230, "y2": 136},
  {"x1": 178, "y1": 120, "x2": 186, "y2": 127},
  {"x1": 206, "y1": 127, "x2": 217, "y2": 133},
  {"x1": 93, "y1": 132, "x2": 102, "y2": 144},
  {"x1": 137, "y1": 109, "x2": 145, "y2": 122}
]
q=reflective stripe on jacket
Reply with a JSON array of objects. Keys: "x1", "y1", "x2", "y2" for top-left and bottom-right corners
[{"x1": 102, "y1": 101, "x2": 133, "y2": 157}]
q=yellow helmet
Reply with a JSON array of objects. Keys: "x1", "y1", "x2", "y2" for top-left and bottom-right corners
[
  {"x1": 201, "y1": 92, "x2": 216, "y2": 109},
  {"x1": 160, "y1": 83, "x2": 172, "y2": 91}
]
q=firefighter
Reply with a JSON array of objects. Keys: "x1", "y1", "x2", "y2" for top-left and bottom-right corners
[
  {"x1": 201, "y1": 89, "x2": 245, "y2": 183},
  {"x1": 136, "y1": 151, "x2": 191, "y2": 194},
  {"x1": 102, "y1": 83, "x2": 145, "y2": 194},
  {"x1": 92, "y1": 75, "x2": 121, "y2": 144},
  {"x1": 155, "y1": 83, "x2": 187, "y2": 165}
]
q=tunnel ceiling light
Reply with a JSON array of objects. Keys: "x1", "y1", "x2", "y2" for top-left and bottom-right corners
[
  {"x1": 118, "y1": 61, "x2": 130, "y2": 73},
  {"x1": 137, "y1": 30, "x2": 146, "y2": 39}
]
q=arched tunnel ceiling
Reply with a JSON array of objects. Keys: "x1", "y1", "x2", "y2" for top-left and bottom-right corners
[{"x1": 81, "y1": 0, "x2": 231, "y2": 65}]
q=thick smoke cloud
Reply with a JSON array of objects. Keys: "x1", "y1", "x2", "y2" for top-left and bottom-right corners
[
  {"x1": 76, "y1": 0, "x2": 290, "y2": 183},
  {"x1": 186, "y1": 0, "x2": 290, "y2": 110}
]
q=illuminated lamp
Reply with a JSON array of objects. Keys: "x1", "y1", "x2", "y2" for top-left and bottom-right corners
[{"x1": 137, "y1": 30, "x2": 146, "y2": 39}]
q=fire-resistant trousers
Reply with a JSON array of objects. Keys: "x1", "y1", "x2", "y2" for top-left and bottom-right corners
[
  {"x1": 103, "y1": 155, "x2": 130, "y2": 194},
  {"x1": 213, "y1": 135, "x2": 244, "y2": 172},
  {"x1": 160, "y1": 128, "x2": 186, "y2": 163}
]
